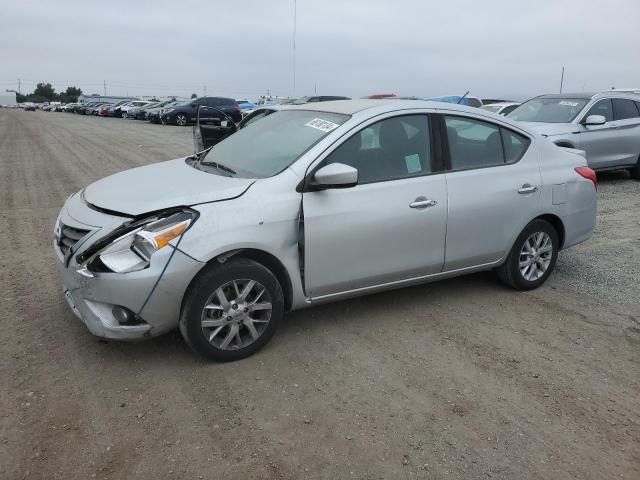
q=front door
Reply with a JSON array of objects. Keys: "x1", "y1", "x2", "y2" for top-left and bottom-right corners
[
  {"x1": 575, "y1": 98, "x2": 620, "y2": 169},
  {"x1": 303, "y1": 114, "x2": 447, "y2": 298}
]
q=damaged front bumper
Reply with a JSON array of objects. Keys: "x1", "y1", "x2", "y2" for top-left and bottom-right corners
[{"x1": 54, "y1": 193, "x2": 205, "y2": 341}]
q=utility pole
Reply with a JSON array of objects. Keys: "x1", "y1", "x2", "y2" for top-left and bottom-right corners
[
  {"x1": 18, "y1": 78, "x2": 21, "y2": 94},
  {"x1": 559, "y1": 66, "x2": 565, "y2": 94},
  {"x1": 103, "y1": 80, "x2": 107, "y2": 96},
  {"x1": 292, "y1": 0, "x2": 297, "y2": 94},
  {"x1": 203, "y1": 85, "x2": 206, "y2": 97}
]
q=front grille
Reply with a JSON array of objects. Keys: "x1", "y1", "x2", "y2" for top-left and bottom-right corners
[{"x1": 58, "y1": 223, "x2": 90, "y2": 257}]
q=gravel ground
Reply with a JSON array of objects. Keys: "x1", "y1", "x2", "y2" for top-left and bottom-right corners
[{"x1": 1, "y1": 109, "x2": 639, "y2": 480}]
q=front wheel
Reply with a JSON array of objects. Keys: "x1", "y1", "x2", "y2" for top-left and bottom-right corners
[
  {"x1": 179, "y1": 258, "x2": 284, "y2": 361},
  {"x1": 629, "y1": 156, "x2": 640, "y2": 180},
  {"x1": 175, "y1": 113, "x2": 188, "y2": 126},
  {"x1": 496, "y1": 219, "x2": 559, "y2": 290}
]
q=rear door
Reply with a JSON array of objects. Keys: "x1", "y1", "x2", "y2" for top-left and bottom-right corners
[
  {"x1": 303, "y1": 114, "x2": 448, "y2": 298},
  {"x1": 440, "y1": 114, "x2": 541, "y2": 270},
  {"x1": 609, "y1": 98, "x2": 640, "y2": 166}
]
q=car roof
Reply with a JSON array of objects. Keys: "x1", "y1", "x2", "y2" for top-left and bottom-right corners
[
  {"x1": 537, "y1": 93, "x2": 597, "y2": 99},
  {"x1": 537, "y1": 91, "x2": 640, "y2": 100},
  {"x1": 283, "y1": 98, "x2": 475, "y2": 115}
]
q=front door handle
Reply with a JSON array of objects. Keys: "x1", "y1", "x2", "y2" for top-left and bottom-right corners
[
  {"x1": 409, "y1": 197, "x2": 437, "y2": 209},
  {"x1": 518, "y1": 184, "x2": 538, "y2": 194}
]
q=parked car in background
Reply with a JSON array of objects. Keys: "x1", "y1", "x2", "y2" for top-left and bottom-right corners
[
  {"x1": 125, "y1": 102, "x2": 160, "y2": 120},
  {"x1": 365, "y1": 93, "x2": 397, "y2": 99},
  {"x1": 23, "y1": 102, "x2": 36, "y2": 111},
  {"x1": 236, "y1": 99, "x2": 256, "y2": 114},
  {"x1": 160, "y1": 97, "x2": 241, "y2": 126},
  {"x1": 429, "y1": 95, "x2": 483, "y2": 108},
  {"x1": 62, "y1": 103, "x2": 78, "y2": 112},
  {"x1": 121, "y1": 101, "x2": 153, "y2": 118},
  {"x1": 291, "y1": 95, "x2": 350, "y2": 104},
  {"x1": 146, "y1": 101, "x2": 180, "y2": 123},
  {"x1": 481, "y1": 102, "x2": 521, "y2": 116},
  {"x1": 193, "y1": 105, "x2": 283, "y2": 151},
  {"x1": 76, "y1": 102, "x2": 102, "y2": 115},
  {"x1": 508, "y1": 92, "x2": 640, "y2": 178},
  {"x1": 104, "y1": 101, "x2": 131, "y2": 117},
  {"x1": 54, "y1": 99, "x2": 596, "y2": 361},
  {"x1": 86, "y1": 103, "x2": 110, "y2": 116}
]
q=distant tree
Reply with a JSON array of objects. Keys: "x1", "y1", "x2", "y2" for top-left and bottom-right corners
[
  {"x1": 60, "y1": 86, "x2": 82, "y2": 103},
  {"x1": 33, "y1": 82, "x2": 56, "y2": 101},
  {"x1": 191, "y1": 93, "x2": 197, "y2": 99}
]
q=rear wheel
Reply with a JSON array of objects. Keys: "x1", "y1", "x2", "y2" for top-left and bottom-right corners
[
  {"x1": 179, "y1": 258, "x2": 284, "y2": 362},
  {"x1": 496, "y1": 219, "x2": 559, "y2": 290}
]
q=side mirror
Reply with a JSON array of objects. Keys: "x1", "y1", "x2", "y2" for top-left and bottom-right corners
[
  {"x1": 583, "y1": 114, "x2": 606, "y2": 126},
  {"x1": 311, "y1": 163, "x2": 358, "y2": 190}
]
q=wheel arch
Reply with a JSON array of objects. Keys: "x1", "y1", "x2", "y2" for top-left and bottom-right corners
[
  {"x1": 182, "y1": 248, "x2": 294, "y2": 313},
  {"x1": 534, "y1": 213, "x2": 565, "y2": 249}
]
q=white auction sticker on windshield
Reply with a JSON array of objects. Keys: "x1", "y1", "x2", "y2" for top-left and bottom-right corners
[
  {"x1": 305, "y1": 118, "x2": 340, "y2": 132},
  {"x1": 559, "y1": 101, "x2": 579, "y2": 107}
]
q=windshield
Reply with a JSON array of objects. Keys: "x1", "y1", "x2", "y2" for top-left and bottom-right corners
[
  {"x1": 197, "y1": 110, "x2": 349, "y2": 178},
  {"x1": 508, "y1": 98, "x2": 588, "y2": 123}
]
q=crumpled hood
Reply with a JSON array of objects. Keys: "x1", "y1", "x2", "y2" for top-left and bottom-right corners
[
  {"x1": 83, "y1": 158, "x2": 254, "y2": 216},
  {"x1": 516, "y1": 121, "x2": 580, "y2": 137}
]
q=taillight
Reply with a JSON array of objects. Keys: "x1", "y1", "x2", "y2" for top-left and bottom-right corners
[
  {"x1": 575, "y1": 166, "x2": 597, "y2": 191},
  {"x1": 235, "y1": 106, "x2": 240, "y2": 113}
]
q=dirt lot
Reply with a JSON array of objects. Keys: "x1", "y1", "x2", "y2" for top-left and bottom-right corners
[{"x1": 1, "y1": 108, "x2": 638, "y2": 480}]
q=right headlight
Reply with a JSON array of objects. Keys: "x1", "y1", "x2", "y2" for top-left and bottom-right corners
[{"x1": 80, "y1": 209, "x2": 197, "y2": 274}]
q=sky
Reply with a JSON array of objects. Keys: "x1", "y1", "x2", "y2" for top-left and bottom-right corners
[{"x1": 1, "y1": 0, "x2": 639, "y2": 101}]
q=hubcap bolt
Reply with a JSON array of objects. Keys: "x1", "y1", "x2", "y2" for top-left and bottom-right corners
[
  {"x1": 232, "y1": 303, "x2": 238, "y2": 310},
  {"x1": 243, "y1": 307, "x2": 249, "y2": 313}
]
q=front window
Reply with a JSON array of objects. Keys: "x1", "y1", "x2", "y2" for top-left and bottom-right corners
[
  {"x1": 324, "y1": 115, "x2": 431, "y2": 184},
  {"x1": 508, "y1": 97, "x2": 589, "y2": 123},
  {"x1": 195, "y1": 110, "x2": 349, "y2": 178}
]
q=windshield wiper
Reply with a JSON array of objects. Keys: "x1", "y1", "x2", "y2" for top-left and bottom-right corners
[
  {"x1": 187, "y1": 147, "x2": 236, "y2": 175},
  {"x1": 200, "y1": 160, "x2": 237, "y2": 176}
]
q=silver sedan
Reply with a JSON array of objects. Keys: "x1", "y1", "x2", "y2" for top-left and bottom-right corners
[{"x1": 54, "y1": 100, "x2": 597, "y2": 361}]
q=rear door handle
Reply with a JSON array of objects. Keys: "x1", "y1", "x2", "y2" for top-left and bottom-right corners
[
  {"x1": 409, "y1": 197, "x2": 437, "y2": 209},
  {"x1": 518, "y1": 184, "x2": 538, "y2": 194}
]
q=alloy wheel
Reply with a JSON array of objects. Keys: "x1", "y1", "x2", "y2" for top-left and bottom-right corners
[
  {"x1": 200, "y1": 279, "x2": 272, "y2": 350},
  {"x1": 519, "y1": 232, "x2": 553, "y2": 281},
  {"x1": 176, "y1": 114, "x2": 187, "y2": 126}
]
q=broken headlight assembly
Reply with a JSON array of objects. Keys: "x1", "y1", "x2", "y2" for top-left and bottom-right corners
[{"x1": 78, "y1": 209, "x2": 197, "y2": 274}]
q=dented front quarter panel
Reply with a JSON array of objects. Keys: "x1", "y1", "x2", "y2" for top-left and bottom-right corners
[{"x1": 178, "y1": 168, "x2": 308, "y2": 309}]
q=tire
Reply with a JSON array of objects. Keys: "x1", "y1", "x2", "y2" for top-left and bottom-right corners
[
  {"x1": 496, "y1": 219, "x2": 559, "y2": 291},
  {"x1": 121, "y1": 112, "x2": 128, "y2": 119},
  {"x1": 179, "y1": 258, "x2": 284, "y2": 362},
  {"x1": 629, "y1": 156, "x2": 640, "y2": 180},
  {"x1": 175, "y1": 113, "x2": 188, "y2": 126}
]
